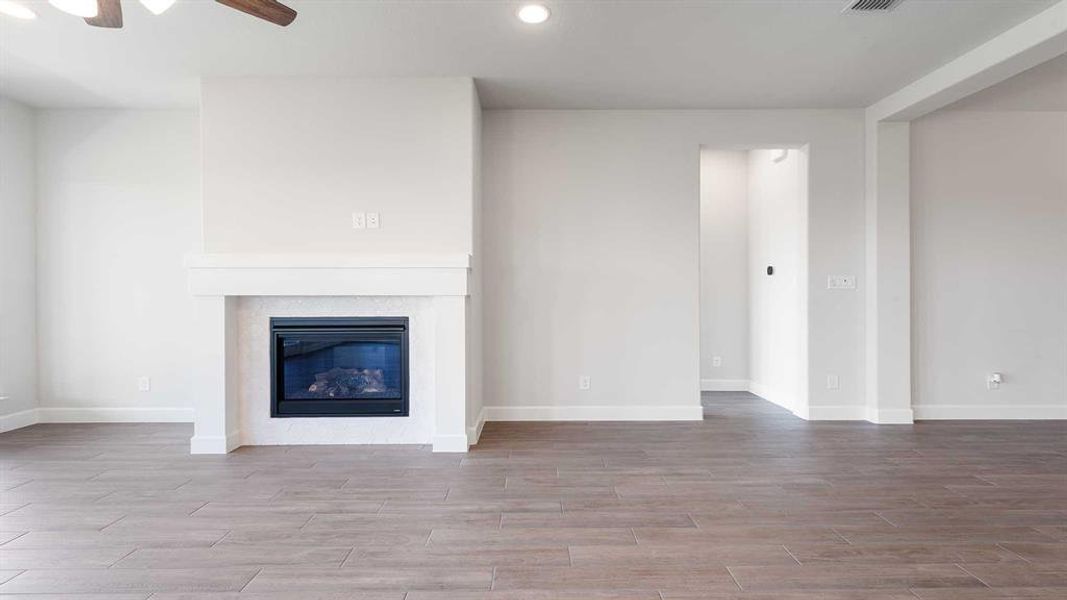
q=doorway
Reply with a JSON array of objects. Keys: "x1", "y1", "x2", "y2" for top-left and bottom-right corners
[{"x1": 698, "y1": 146, "x2": 810, "y2": 418}]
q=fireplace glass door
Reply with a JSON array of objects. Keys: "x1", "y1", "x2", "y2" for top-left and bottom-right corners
[{"x1": 270, "y1": 317, "x2": 408, "y2": 417}]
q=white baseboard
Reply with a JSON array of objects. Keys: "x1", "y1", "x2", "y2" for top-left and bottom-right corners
[
  {"x1": 747, "y1": 381, "x2": 796, "y2": 414},
  {"x1": 736, "y1": 382, "x2": 910, "y2": 424},
  {"x1": 432, "y1": 433, "x2": 471, "y2": 453},
  {"x1": 466, "y1": 407, "x2": 488, "y2": 446},
  {"x1": 483, "y1": 404, "x2": 704, "y2": 422},
  {"x1": 190, "y1": 430, "x2": 241, "y2": 454},
  {"x1": 914, "y1": 404, "x2": 1066, "y2": 420},
  {"x1": 37, "y1": 407, "x2": 194, "y2": 423},
  {"x1": 0, "y1": 409, "x2": 40, "y2": 433},
  {"x1": 867, "y1": 407, "x2": 915, "y2": 424},
  {"x1": 700, "y1": 379, "x2": 750, "y2": 392},
  {"x1": 801, "y1": 405, "x2": 870, "y2": 421},
  {"x1": 1, "y1": 407, "x2": 194, "y2": 434}
]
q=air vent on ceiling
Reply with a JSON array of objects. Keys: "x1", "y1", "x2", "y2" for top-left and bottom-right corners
[{"x1": 844, "y1": 0, "x2": 903, "y2": 12}]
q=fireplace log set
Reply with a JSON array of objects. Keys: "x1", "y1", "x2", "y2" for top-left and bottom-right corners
[{"x1": 307, "y1": 367, "x2": 387, "y2": 397}]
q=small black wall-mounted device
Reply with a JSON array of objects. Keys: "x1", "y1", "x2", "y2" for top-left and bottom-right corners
[{"x1": 766, "y1": 265, "x2": 774, "y2": 276}]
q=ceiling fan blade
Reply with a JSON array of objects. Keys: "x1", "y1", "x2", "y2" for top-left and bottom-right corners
[
  {"x1": 85, "y1": 0, "x2": 123, "y2": 28},
  {"x1": 216, "y1": 0, "x2": 297, "y2": 27}
]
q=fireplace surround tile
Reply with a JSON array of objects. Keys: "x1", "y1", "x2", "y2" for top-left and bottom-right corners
[{"x1": 238, "y1": 296, "x2": 434, "y2": 446}]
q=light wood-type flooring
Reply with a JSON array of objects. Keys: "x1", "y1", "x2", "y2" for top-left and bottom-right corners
[{"x1": 0, "y1": 392, "x2": 1064, "y2": 599}]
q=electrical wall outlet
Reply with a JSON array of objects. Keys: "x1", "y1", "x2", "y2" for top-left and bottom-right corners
[
  {"x1": 578, "y1": 375, "x2": 591, "y2": 390},
  {"x1": 366, "y1": 212, "x2": 381, "y2": 229},
  {"x1": 138, "y1": 376, "x2": 151, "y2": 392},
  {"x1": 826, "y1": 374, "x2": 840, "y2": 390},
  {"x1": 712, "y1": 356, "x2": 723, "y2": 367},
  {"x1": 351, "y1": 212, "x2": 366, "y2": 229},
  {"x1": 988, "y1": 372, "x2": 1003, "y2": 390},
  {"x1": 827, "y1": 275, "x2": 856, "y2": 289}
]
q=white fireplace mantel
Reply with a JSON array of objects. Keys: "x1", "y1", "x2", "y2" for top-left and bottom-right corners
[
  {"x1": 184, "y1": 252, "x2": 473, "y2": 455},
  {"x1": 185, "y1": 253, "x2": 471, "y2": 297}
]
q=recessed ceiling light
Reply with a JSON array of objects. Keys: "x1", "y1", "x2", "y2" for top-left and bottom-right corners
[
  {"x1": 0, "y1": 0, "x2": 36, "y2": 19},
  {"x1": 139, "y1": 0, "x2": 177, "y2": 15},
  {"x1": 49, "y1": 0, "x2": 99, "y2": 18},
  {"x1": 517, "y1": 4, "x2": 550, "y2": 25}
]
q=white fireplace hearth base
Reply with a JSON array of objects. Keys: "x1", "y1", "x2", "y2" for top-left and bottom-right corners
[{"x1": 185, "y1": 253, "x2": 473, "y2": 454}]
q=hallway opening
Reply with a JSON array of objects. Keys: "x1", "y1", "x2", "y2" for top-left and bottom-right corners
[{"x1": 699, "y1": 146, "x2": 810, "y2": 418}]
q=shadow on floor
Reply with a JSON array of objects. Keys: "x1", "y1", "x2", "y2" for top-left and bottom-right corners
[{"x1": 702, "y1": 390, "x2": 796, "y2": 420}]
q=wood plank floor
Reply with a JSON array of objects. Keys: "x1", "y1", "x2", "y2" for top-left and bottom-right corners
[{"x1": 0, "y1": 392, "x2": 1064, "y2": 599}]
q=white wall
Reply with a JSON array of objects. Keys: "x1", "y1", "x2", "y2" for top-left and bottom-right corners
[
  {"x1": 483, "y1": 110, "x2": 865, "y2": 418},
  {"x1": 20, "y1": 97, "x2": 869, "y2": 426},
  {"x1": 911, "y1": 109, "x2": 1067, "y2": 418},
  {"x1": 22, "y1": 79, "x2": 483, "y2": 433},
  {"x1": 200, "y1": 78, "x2": 479, "y2": 255},
  {"x1": 0, "y1": 97, "x2": 37, "y2": 429},
  {"x1": 698, "y1": 150, "x2": 749, "y2": 386},
  {"x1": 466, "y1": 90, "x2": 485, "y2": 439},
  {"x1": 747, "y1": 149, "x2": 804, "y2": 411},
  {"x1": 35, "y1": 110, "x2": 201, "y2": 419}
]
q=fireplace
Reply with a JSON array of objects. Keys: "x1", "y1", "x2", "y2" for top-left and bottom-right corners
[{"x1": 270, "y1": 317, "x2": 409, "y2": 417}]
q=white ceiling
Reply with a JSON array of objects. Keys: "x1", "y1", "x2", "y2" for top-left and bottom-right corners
[{"x1": 0, "y1": 0, "x2": 1059, "y2": 109}]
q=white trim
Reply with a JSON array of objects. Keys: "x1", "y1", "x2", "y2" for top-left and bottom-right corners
[
  {"x1": 748, "y1": 381, "x2": 795, "y2": 414},
  {"x1": 798, "y1": 405, "x2": 868, "y2": 421},
  {"x1": 432, "y1": 434, "x2": 471, "y2": 453},
  {"x1": 185, "y1": 253, "x2": 471, "y2": 297},
  {"x1": 0, "y1": 409, "x2": 39, "y2": 433},
  {"x1": 466, "y1": 406, "x2": 488, "y2": 446},
  {"x1": 863, "y1": 122, "x2": 914, "y2": 432},
  {"x1": 867, "y1": 407, "x2": 915, "y2": 424},
  {"x1": 483, "y1": 405, "x2": 703, "y2": 422},
  {"x1": 190, "y1": 430, "x2": 241, "y2": 454},
  {"x1": 795, "y1": 144, "x2": 812, "y2": 418},
  {"x1": 185, "y1": 253, "x2": 471, "y2": 269},
  {"x1": 914, "y1": 405, "x2": 1067, "y2": 421},
  {"x1": 747, "y1": 380, "x2": 771, "y2": 400},
  {"x1": 867, "y1": 0, "x2": 1067, "y2": 122},
  {"x1": 700, "y1": 379, "x2": 750, "y2": 392},
  {"x1": 188, "y1": 266, "x2": 469, "y2": 297},
  {"x1": 36, "y1": 407, "x2": 194, "y2": 423},
  {"x1": 2, "y1": 407, "x2": 196, "y2": 434},
  {"x1": 748, "y1": 384, "x2": 874, "y2": 423}
]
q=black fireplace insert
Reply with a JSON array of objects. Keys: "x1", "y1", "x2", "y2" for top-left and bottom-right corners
[{"x1": 270, "y1": 317, "x2": 409, "y2": 417}]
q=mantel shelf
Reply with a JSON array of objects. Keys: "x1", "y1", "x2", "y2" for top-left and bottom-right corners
[
  {"x1": 184, "y1": 253, "x2": 470, "y2": 270},
  {"x1": 185, "y1": 253, "x2": 471, "y2": 297}
]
